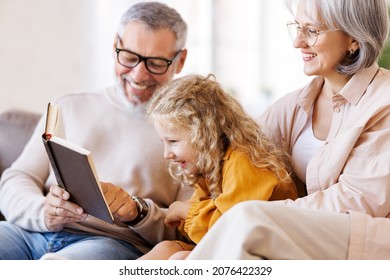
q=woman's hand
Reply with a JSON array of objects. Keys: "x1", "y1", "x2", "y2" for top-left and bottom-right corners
[{"x1": 44, "y1": 185, "x2": 87, "y2": 231}]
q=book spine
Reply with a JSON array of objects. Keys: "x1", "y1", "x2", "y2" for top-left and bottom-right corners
[{"x1": 42, "y1": 135, "x2": 66, "y2": 189}]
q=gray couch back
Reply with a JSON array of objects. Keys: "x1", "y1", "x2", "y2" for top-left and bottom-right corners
[{"x1": 0, "y1": 109, "x2": 41, "y2": 175}]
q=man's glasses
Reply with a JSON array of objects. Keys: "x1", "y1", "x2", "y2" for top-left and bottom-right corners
[
  {"x1": 115, "y1": 47, "x2": 182, "y2": 75},
  {"x1": 286, "y1": 21, "x2": 339, "y2": 47}
]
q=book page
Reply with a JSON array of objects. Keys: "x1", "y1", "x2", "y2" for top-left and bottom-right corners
[{"x1": 44, "y1": 102, "x2": 60, "y2": 139}]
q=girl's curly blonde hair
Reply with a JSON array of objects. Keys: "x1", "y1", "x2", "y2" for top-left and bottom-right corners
[{"x1": 147, "y1": 74, "x2": 292, "y2": 198}]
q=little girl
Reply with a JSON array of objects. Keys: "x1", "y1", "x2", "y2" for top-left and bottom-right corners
[{"x1": 140, "y1": 74, "x2": 298, "y2": 259}]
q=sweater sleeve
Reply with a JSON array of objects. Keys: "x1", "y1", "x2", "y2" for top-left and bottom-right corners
[{"x1": 184, "y1": 152, "x2": 282, "y2": 244}]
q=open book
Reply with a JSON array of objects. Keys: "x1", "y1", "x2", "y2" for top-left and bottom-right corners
[{"x1": 42, "y1": 103, "x2": 114, "y2": 224}]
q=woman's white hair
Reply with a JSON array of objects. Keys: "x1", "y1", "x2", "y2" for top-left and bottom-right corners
[{"x1": 287, "y1": 0, "x2": 389, "y2": 75}]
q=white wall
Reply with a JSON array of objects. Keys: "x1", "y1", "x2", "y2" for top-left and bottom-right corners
[
  {"x1": 0, "y1": 0, "x2": 310, "y2": 116},
  {"x1": 0, "y1": 0, "x2": 130, "y2": 113}
]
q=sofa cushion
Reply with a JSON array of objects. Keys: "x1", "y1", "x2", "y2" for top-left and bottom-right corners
[{"x1": 0, "y1": 109, "x2": 41, "y2": 177}]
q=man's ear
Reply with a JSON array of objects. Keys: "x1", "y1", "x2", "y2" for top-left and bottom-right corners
[
  {"x1": 112, "y1": 33, "x2": 119, "y2": 55},
  {"x1": 175, "y1": 48, "x2": 187, "y2": 74}
]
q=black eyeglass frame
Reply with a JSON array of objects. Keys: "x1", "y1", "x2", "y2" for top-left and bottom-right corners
[{"x1": 115, "y1": 47, "x2": 182, "y2": 75}]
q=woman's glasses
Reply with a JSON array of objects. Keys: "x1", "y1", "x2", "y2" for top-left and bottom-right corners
[{"x1": 286, "y1": 21, "x2": 339, "y2": 47}]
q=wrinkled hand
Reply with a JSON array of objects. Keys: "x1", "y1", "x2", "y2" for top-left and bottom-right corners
[
  {"x1": 44, "y1": 185, "x2": 88, "y2": 231},
  {"x1": 165, "y1": 200, "x2": 192, "y2": 228},
  {"x1": 100, "y1": 182, "x2": 138, "y2": 223}
]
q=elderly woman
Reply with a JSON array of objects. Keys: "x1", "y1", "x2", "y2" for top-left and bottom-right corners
[{"x1": 187, "y1": 0, "x2": 390, "y2": 259}]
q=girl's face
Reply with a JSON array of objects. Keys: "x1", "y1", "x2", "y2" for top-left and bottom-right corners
[{"x1": 154, "y1": 121, "x2": 199, "y2": 176}]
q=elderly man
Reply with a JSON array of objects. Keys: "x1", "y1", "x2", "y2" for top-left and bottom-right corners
[{"x1": 0, "y1": 1, "x2": 191, "y2": 260}]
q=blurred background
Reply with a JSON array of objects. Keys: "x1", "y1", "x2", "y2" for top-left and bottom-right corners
[{"x1": 1, "y1": 0, "x2": 389, "y2": 117}]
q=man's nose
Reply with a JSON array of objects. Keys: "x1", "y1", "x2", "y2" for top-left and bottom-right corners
[{"x1": 130, "y1": 60, "x2": 151, "y2": 81}]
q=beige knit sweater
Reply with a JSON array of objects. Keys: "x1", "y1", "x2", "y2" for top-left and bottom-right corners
[{"x1": 0, "y1": 86, "x2": 193, "y2": 254}]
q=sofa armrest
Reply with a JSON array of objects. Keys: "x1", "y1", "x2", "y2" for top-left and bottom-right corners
[{"x1": 0, "y1": 109, "x2": 41, "y2": 221}]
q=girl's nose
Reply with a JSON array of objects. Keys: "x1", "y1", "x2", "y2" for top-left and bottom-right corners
[{"x1": 164, "y1": 150, "x2": 174, "y2": 159}]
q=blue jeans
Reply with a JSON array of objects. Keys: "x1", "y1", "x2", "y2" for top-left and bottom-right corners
[{"x1": 0, "y1": 221, "x2": 143, "y2": 260}]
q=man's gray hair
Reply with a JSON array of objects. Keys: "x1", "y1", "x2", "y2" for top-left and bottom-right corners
[{"x1": 118, "y1": 1, "x2": 187, "y2": 50}]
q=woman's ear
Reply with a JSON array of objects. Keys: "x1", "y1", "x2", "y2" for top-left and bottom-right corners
[{"x1": 348, "y1": 38, "x2": 359, "y2": 54}]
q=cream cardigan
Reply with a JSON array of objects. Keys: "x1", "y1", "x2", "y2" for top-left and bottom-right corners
[{"x1": 260, "y1": 64, "x2": 390, "y2": 218}]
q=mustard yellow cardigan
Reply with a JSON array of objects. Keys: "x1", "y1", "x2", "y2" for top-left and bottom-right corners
[{"x1": 183, "y1": 146, "x2": 297, "y2": 244}]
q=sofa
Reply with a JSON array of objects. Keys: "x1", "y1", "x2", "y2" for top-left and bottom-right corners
[{"x1": 0, "y1": 109, "x2": 41, "y2": 220}]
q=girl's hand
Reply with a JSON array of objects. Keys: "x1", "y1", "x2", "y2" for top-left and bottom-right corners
[{"x1": 165, "y1": 200, "x2": 192, "y2": 227}]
